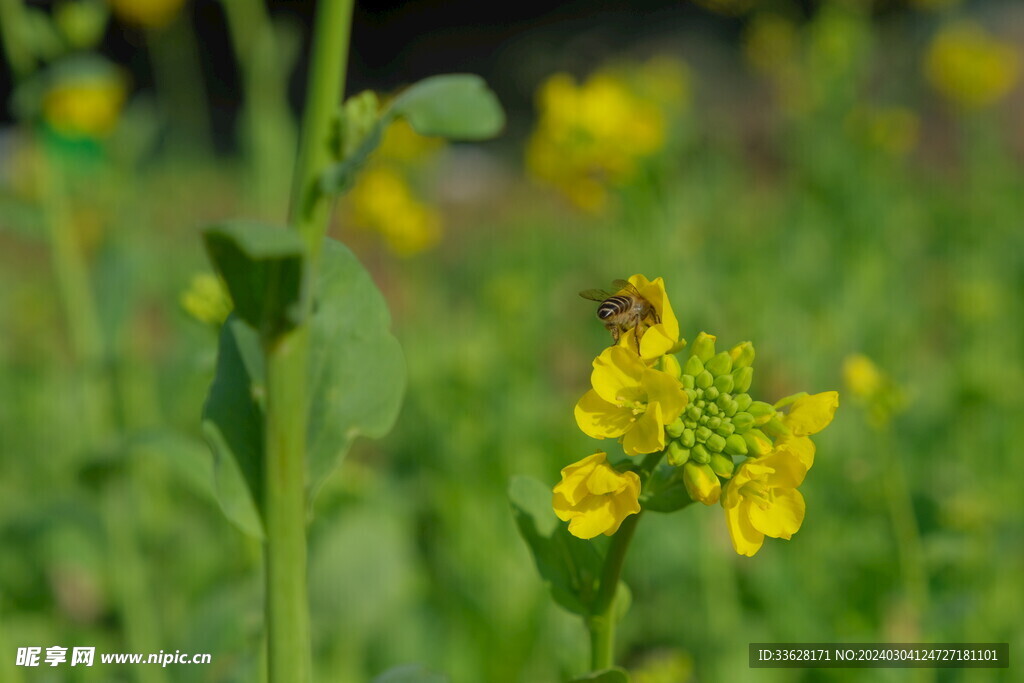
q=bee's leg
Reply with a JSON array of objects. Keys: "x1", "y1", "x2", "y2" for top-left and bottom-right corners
[
  {"x1": 634, "y1": 322, "x2": 645, "y2": 355},
  {"x1": 607, "y1": 324, "x2": 620, "y2": 345}
]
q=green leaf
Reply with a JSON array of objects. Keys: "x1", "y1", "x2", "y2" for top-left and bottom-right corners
[
  {"x1": 371, "y1": 664, "x2": 448, "y2": 683},
  {"x1": 319, "y1": 74, "x2": 503, "y2": 196},
  {"x1": 201, "y1": 317, "x2": 266, "y2": 538},
  {"x1": 203, "y1": 221, "x2": 306, "y2": 339},
  {"x1": 306, "y1": 238, "x2": 405, "y2": 503},
  {"x1": 391, "y1": 74, "x2": 505, "y2": 140},
  {"x1": 508, "y1": 475, "x2": 605, "y2": 616},
  {"x1": 570, "y1": 667, "x2": 630, "y2": 683},
  {"x1": 201, "y1": 239, "x2": 405, "y2": 535}
]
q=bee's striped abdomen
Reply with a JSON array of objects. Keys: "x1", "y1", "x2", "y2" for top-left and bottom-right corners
[{"x1": 598, "y1": 296, "x2": 631, "y2": 320}]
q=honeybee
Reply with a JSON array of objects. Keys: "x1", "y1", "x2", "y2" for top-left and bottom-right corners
[{"x1": 579, "y1": 279, "x2": 660, "y2": 351}]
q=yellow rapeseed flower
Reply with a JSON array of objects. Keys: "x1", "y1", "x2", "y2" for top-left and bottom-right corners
[
  {"x1": 615, "y1": 274, "x2": 681, "y2": 361},
  {"x1": 575, "y1": 346, "x2": 688, "y2": 456},
  {"x1": 347, "y1": 167, "x2": 441, "y2": 256},
  {"x1": 772, "y1": 391, "x2": 839, "y2": 469},
  {"x1": 180, "y1": 273, "x2": 231, "y2": 326},
  {"x1": 722, "y1": 447, "x2": 808, "y2": 556},
  {"x1": 552, "y1": 452, "x2": 641, "y2": 539},
  {"x1": 106, "y1": 0, "x2": 186, "y2": 28},
  {"x1": 43, "y1": 72, "x2": 126, "y2": 139},
  {"x1": 925, "y1": 22, "x2": 1020, "y2": 109},
  {"x1": 845, "y1": 106, "x2": 920, "y2": 157},
  {"x1": 526, "y1": 60, "x2": 683, "y2": 212}
]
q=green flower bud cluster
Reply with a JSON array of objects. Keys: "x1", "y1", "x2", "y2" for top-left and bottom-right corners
[{"x1": 662, "y1": 334, "x2": 776, "y2": 488}]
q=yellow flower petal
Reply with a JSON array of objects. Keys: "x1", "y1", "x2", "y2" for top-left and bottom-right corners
[
  {"x1": 591, "y1": 346, "x2": 645, "y2": 404},
  {"x1": 552, "y1": 453, "x2": 641, "y2": 539},
  {"x1": 629, "y1": 274, "x2": 680, "y2": 343},
  {"x1": 726, "y1": 500, "x2": 765, "y2": 556},
  {"x1": 553, "y1": 452, "x2": 603, "y2": 506},
  {"x1": 784, "y1": 391, "x2": 839, "y2": 436},
  {"x1": 566, "y1": 495, "x2": 619, "y2": 538},
  {"x1": 747, "y1": 488, "x2": 805, "y2": 540},
  {"x1": 683, "y1": 462, "x2": 721, "y2": 505},
  {"x1": 641, "y1": 367, "x2": 687, "y2": 424},
  {"x1": 760, "y1": 450, "x2": 808, "y2": 489},
  {"x1": 574, "y1": 390, "x2": 633, "y2": 439},
  {"x1": 621, "y1": 402, "x2": 664, "y2": 456},
  {"x1": 586, "y1": 459, "x2": 631, "y2": 495},
  {"x1": 775, "y1": 434, "x2": 816, "y2": 470}
]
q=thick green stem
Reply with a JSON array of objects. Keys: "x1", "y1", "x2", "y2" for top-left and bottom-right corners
[
  {"x1": 264, "y1": 329, "x2": 313, "y2": 682},
  {"x1": 262, "y1": 3, "x2": 353, "y2": 681},
  {"x1": 587, "y1": 511, "x2": 641, "y2": 670}
]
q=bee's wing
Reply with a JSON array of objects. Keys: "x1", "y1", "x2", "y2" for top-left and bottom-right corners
[
  {"x1": 612, "y1": 279, "x2": 642, "y2": 296},
  {"x1": 579, "y1": 289, "x2": 613, "y2": 302}
]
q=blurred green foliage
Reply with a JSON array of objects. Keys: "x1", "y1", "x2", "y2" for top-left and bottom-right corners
[{"x1": 1, "y1": 1, "x2": 1022, "y2": 681}]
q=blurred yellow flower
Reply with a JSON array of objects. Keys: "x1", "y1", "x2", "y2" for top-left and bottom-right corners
[
  {"x1": 575, "y1": 345, "x2": 688, "y2": 456},
  {"x1": 743, "y1": 13, "x2": 799, "y2": 76},
  {"x1": 845, "y1": 106, "x2": 920, "y2": 156},
  {"x1": 376, "y1": 119, "x2": 445, "y2": 165},
  {"x1": 552, "y1": 451, "x2": 641, "y2": 539},
  {"x1": 180, "y1": 273, "x2": 231, "y2": 326},
  {"x1": 43, "y1": 72, "x2": 126, "y2": 139},
  {"x1": 347, "y1": 167, "x2": 441, "y2": 256},
  {"x1": 106, "y1": 0, "x2": 186, "y2": 28},
  {"x1": 843, "y1": 354, "x2": 884, "y2": 400},
  {"x1": 722, "y1": 447, "x2": 807, "y2": 557},
  {"x1": 925, "y1": 22, "x2": 1020, "y2": 109},
  {"x1": 526, "y1": 59, "x2": 688, "y2": 212},
  {"x1": 615, "y1": 274, "x2": 681, "y2": 361}
]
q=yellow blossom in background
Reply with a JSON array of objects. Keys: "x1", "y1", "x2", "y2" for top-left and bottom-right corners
[
  {"x1": 843, "y1": 354, "x2": 905, "y2": 427},
  {"x1": 575, "y1": 346, "x2": 687, "y2": 456},
  {"x1": 925, "y1": 21, "x2": 1020, "y2": 109},
  {"x1": 526, "y1": 59, "x2": 688, "y2": 212},
  {"x1": 722, "y1": 447, "x2": 808, "y2": 557},
  {"x1": 615, "y1": 274, "x2": 682, "y2": 361},
  {"x1": 552, "y1": 452, "x2": 641, "y2": 539},
  {"x1": 43, "y1": 70, "x2": 127, "y2": 139},
  {"x1": 844, "y1": 105, "x2": 920, "y2": 157},
  {"x1": 376, "y1": 119, "x2": 445, "y2": 165},
  {"x1": 106, "y1": 0, "x2": 186, "y2": 29},
  {"x1": 180, "y1": 273, "x2": 231, "y2": 326},
  {"x1": 347, "y1": 167, "x2": 441, "y2": 256},
  {"x1": 744, "y1": 13, "x2": 799, "y2": 76}
]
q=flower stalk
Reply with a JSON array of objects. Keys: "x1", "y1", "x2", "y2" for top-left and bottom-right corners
[{"x1": 263, "y1": 1, "x2": 353, "y2": 681}]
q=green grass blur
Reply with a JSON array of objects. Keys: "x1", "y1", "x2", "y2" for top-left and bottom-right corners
[{"x1": 1, "y1": 2, "x2": 1022, "y2": 682}]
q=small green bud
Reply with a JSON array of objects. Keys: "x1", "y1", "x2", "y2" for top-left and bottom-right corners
[
  {"x1": 696, "y1": 370, "x2": 713, "y2": 389},
  {"x1": 681, "y1": 428, "x2": 696, "y2": 448},
  {"x1": 691, "y1": 332, "x2": 716, "y2": 362},
  {"x1": 734, "y1": 393, "x2": 753, "y2": 411},
  {"x1": 716, "y1": 394, "x2": 732, "y2": 411},
  {"x1": 707, "y1": 416, "x2": 722, "y2": 430},
  {"x1": 724, "y1": 400, "x2": 738, "y2": 417},
  {"x1": 682, "y1": 462, "x2": 720, "y2": 504},
  {"x1": 691, "y1": 444, "x2": 710, "y2": 464},
  {"x1": 729, "y1": 341, "x2": 755, "y2": 369},
  {"x1": 716, "y1": 422, "x2": 735, "y2": 436},
  {"x1": 696, "y1": 399, "x2": 706, "y2": 409},
  {"x1": 706, "y1": 433, "x2": 726, "y2": 453},
  {"x1": 681, "y1": 373, "x2": 695, "y2": 389},
  {"x1": 662, "y1": 354, "x2": 682, "y2": 379},
  {"x1": 667, "y1": 441, "x2": 690, "y2": 466},
  {"x1": 748, "y1": 401, "x2": 776, "y2": 424},
  {"x1": 714, "y1": 373, "x2": 734, "y2": 394},
  {"x1": 706, "y1": 351, "x2": 733, "y2": 377},
  {"x1": 704, "y1": 386, "x2": 719, "y2": 401},
  {"x1": 683, "y1": 355, "x2": 704, "y2": 377},
  {"x1": 710, "y1": 453, "x2": 735, "y2": 478},
  {"x1": 706, "y1": 403, "x2": 720, "y2": 417},
  {"x1": 732, "y1": 366, "x2": 753, "y2": 393},
  {"x1": 666, "y1": 417, "x2": 685, "y2": 438},
  {"x1": 732, "y1": 411, "x2": 755, "y2": 431},
  {"x1": 695, "y1": 426, "x2": 711, "y2": 443},
  {"x1": 743, "y1": 429, "x2": 772, "y2": 456},
  {"x1": 685, "y1": 388, "x2": 697, "y2": 403},
  {"x1": 687, "y1": 406, "x2": 701, "y2": 421},
  {"x1": 698, "y1": 415, "x2": 709, "y2": 425},
  {"x1": 684, "y1": 419, "x2": 697, "y2": 429},
  {"x1": 724, "y1": 433, "x2": 748, "y2": 455},
  {"x1": 761, "y1": 416, "x2": 792, "y2": 438}
]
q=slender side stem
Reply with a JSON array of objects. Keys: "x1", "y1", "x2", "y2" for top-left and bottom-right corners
[
  {"x1": 587, "y1": 512, "x2": 641, "y2": 671},
  {"x1": 0, "y1": 0, "x2": 34, "y2": 80},
  {"x1": 262, "y1": 3, "x2": 353, "y2": 681},
  {"x1": 289, "y1": 0, "x2": 353, "y2": 261}
]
